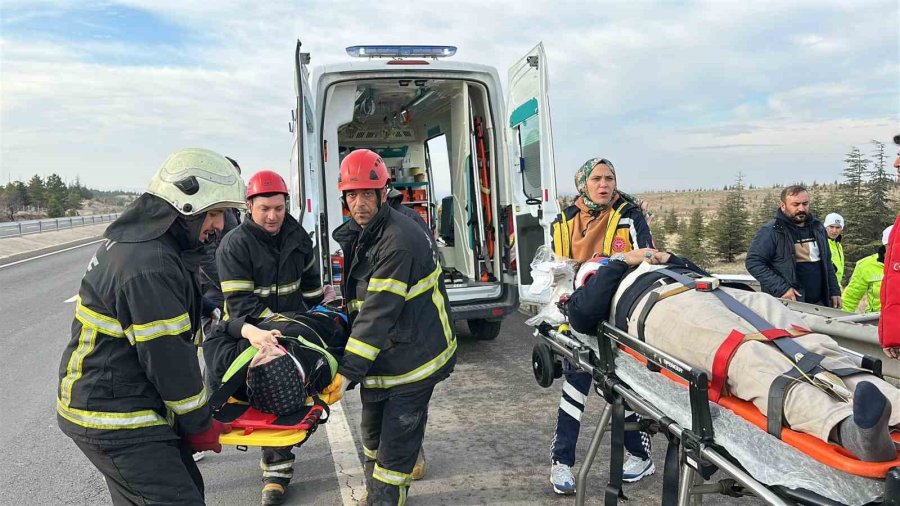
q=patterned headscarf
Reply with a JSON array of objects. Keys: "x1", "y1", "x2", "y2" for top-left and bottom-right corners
[{"x1": 575, "y1": 157, "x2": 617, "y2": 211}]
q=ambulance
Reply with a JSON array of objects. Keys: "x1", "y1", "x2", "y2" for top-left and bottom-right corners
[{"x1": 289, "y1": 42, "x2": 559, "y2": 340}]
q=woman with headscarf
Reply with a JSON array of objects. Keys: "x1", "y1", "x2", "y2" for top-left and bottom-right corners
[{"x1": 548, "y1": 157, "x2": 656, "y2": 495}]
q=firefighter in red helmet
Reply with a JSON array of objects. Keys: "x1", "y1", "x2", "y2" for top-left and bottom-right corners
[
  {"x1": 325, "y1": 149, "x2": 456, "y2": 505},
  {"x1": 216, "y1": 168, "x2": 324, "y2": 505}
]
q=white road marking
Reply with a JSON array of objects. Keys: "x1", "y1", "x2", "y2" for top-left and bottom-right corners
[
  {"x1": 64, "y1": 295, "x2": 77, "y2": 303},
  {"x1": 325, "y1": 400, "x2": 366, "y2": 505},
  {"x1": 0, "y1": 239, "x2": 104, "y2": 270}
]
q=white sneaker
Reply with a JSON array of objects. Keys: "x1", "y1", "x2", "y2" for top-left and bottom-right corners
[
  {"x1": 550, "y1": 461, "x2": 576, "y2": 495},
  {"x1": 622, "y1": 454, "x2": 655, "y2": 483},
  {"x1": 192, "y1": 451, "x2": 206, "y2": 462}
]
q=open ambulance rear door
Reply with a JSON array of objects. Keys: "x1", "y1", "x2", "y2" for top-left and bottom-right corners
[
  {"x1": 289, "y1": 40, "x2": 329, "y2": 283},
  {"x1": 506, "y1": 42, "x2": 560, "y2": 306}
]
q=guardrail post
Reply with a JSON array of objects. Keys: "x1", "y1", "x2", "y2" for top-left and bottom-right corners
[
  {"x1": 18, "y1": 222, "x2": 22, "y2": 236},
  {"x1": 39, "y1": 220, "x2": 42, "y2": 232}
]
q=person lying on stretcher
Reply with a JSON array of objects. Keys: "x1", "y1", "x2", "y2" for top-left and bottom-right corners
[
  {"x1": 202, "y1": 303, "x2": 351, "y2": 411},
  {"x1": 567, "y1": 248, "x2": 900, "y2": 463}
]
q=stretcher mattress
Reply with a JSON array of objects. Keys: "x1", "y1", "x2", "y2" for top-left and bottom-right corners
[{"x1": 572, "y1": 330, "x2": 887, "y2": 506}]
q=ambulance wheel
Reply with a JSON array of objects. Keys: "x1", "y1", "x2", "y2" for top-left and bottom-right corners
[
  {"x1": 532, "y1": 343, "x2": 555, "y2": 388},
  {"x1": 468, "y1": 318, "x2": 502, "y2": 341}
]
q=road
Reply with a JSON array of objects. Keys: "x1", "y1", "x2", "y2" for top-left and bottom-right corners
[{"x1": 0, "y1": 244, "x2": 747, "y2": 505}]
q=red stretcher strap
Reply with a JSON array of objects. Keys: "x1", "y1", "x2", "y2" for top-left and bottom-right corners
[{"x1": 709, "y1": 330, "x2": 746, "y2": 403}]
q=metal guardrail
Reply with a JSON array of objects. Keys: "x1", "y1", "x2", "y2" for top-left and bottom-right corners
[{"x1": 0, "y1": 213, "x2": 119, "y2": 238}]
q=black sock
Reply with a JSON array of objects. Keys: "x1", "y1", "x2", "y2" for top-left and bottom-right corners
[{"x1": 837, "y1": 381, "x2": 896, "y2": 462}]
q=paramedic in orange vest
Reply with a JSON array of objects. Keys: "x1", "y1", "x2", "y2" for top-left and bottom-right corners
[{"x1": 547, "y1": 157, "x2": 655, "y2": 494}]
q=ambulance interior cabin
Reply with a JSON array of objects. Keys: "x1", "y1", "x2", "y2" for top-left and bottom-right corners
[{"x1": 323, "y1": 78, "x2": 508, "y2": 289}]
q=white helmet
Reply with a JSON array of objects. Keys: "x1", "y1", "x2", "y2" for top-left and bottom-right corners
[
  {"x1": 575, "y1": 256, "x2": 610, "y2": 289},
  {"x1": 146, "y1": 148, "x2": 246, "y2": 216}
]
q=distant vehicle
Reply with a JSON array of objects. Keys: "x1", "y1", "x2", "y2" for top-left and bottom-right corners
[{"x1": 289, "y1": 42, "x2": 561, "y2": 340}]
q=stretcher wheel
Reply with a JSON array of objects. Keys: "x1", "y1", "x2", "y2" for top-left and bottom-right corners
[{"x1": 532, "y1": 343, "x2": 555, "y2": 388}]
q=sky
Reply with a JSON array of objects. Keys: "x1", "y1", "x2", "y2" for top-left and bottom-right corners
[{"x1": 1, "y1": 0, "x2": 898, "y2": 195}]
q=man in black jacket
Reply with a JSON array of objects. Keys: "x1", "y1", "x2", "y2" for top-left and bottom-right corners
[
  {"x1": 328, "y1": 149, "x2": 456, "y2": 505},
  {"x1": 746, "y1": 185, "x2": 841, "y2": 308},
  {"x1": 56, "y1": 148, "x2": 244, "y2": 505},
  {"x1": 215, "y1": 169, "x2": 324, "y2": 505}
]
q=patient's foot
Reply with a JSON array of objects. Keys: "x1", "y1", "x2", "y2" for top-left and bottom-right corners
[{"x1": 838, "y1": 381, "x2": 897, "y2": 462}]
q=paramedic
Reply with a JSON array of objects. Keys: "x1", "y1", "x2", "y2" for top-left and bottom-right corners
[
  {"x1": 328, "y1": 148, "x2": 456, "y2": 505},
  {"x1": 548, "y1": 157, "x2": 655, "y2": 494},
  {"x1": 842, "y1": 226, "x2": 891, "y2": 313},
  {"x1": 569, "y1": 250, "x2": 900, "y2": 463},
  {"x1": 215, "y1": 169, "x2": 323, "y2": 505},
  {"x1": 56, "y1": 148, "x2": 244, "y2": 505},
  {"x1": 824, "y1": 213, "x2": 846, "y2": 287},
  {"x1": 746, "y1": 185, "x2": 842, "y2": 308},
  {"x1": 879, "y1": 133, "x2": 900, "y2": 359}
]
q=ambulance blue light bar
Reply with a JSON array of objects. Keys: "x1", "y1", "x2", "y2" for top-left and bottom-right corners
[{"x1": 345, "y1": 45, "x2": 457, "y2": 59}]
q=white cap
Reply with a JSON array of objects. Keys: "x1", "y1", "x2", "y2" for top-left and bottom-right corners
[
  {"x1": 824, "y1": 213, "x2": 844, "y2": 228},
  {"x1": 884, "y1": 225, "x2": 894, "y2": 246}
]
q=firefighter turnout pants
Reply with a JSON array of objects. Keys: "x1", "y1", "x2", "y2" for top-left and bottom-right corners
[
  {"x1": 361, "y1": 386, "x2": 434, "y2": 505},
  {"x1": 260, "y1": 446, "x2": 295, "y2": 485},
  {"x1": 72, "y1": 437, "x2": 204, "y2": 506}
]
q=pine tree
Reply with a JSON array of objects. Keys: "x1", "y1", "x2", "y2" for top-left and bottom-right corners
[
  {"x1": 27, "y1": 175, "x2": 45, "y2": 209},
  {"x1": 710, "y1": 172, "x2": 750, "y2": 263},
  {"x1": 663, "y1": 208, "x2": 679, "y2": 235},
  {"x1": 840, "y1": 147, "x2": 870, "y2": 245},
  {"x1": 46, "y1": 196, "x2": 64, "y2": 218},
  {"x1": 865, "y1": 140, "x2": 894, "y2": 238},
  {"x1": 650, "y1": 219, "x2": 668, "y2": 251},
  {"x1": 816, "y1": 186, "x2": 841, "y2": 222},
  {"x1": 679, "y1": 208, "x2": 711, "y2": 268},
  {"x1": 45, "y1": 173, "x2": 67, "y2": 206},
  {"x1": 752, "y1": 191, "x2": 780, "y2": 232}
]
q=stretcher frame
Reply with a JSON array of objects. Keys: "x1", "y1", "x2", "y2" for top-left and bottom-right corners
[{"x1": 533, "y1": 321, "x2": 900, "y2": 506}]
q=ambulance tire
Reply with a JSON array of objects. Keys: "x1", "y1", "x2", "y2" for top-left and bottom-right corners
[
  {"x1": 532, "y1": 343, "x2": 555, "y2": 388},
  {"x1": 467, "y1": 318, "x2": 502, "y2": 341}
]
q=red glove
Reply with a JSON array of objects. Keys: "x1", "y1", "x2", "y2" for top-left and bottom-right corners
[{"x1": 186, "y1": 419, "x2": 232, "y2": 453}]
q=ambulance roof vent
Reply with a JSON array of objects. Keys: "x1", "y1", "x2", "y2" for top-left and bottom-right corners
[{"x1": 345, "y1": 45, "x2": 457, "y2": 59}]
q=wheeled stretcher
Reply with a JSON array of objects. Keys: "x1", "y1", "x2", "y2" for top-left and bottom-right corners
[{"x1": 531, "y1": 320, "x2": 900, "y2": 506}]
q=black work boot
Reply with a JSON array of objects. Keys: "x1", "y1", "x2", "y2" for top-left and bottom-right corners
[{"x1": 261, "y1": 481, "x2": 287, "y2": 506}]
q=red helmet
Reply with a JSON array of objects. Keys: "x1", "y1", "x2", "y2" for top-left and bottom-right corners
[
  {"x1": 338, "y1": 149, "x2": 390, "y2": 191},
  {"x1": 247, "y1": 170, "x2": 288, "y2": 199}
]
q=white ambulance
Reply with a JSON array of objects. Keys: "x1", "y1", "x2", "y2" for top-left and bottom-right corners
[{"x1": 289, "y1": 42, "x2": 559, "y2": 340}]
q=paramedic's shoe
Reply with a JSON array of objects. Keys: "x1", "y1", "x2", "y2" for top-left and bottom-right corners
[
  {"x1": 261, "y1": 482, "x2": 287, "y2": 505},
  {"x1": 622, "y1": 454, "x2": 655, "y2": 483},
  {"x1": 550, "y1": 461, "x2": 576, "y2": 495},
  {"x1": 192, "y1": 451, "x2": 206, "y2": 462},
  {"x1": 411, "y1": 449, "x2": 427, "y2": 480}
]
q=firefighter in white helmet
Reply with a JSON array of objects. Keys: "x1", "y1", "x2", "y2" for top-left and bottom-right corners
[{"x1": 57, "y1": 148, "x2": 278, "y2": 505}]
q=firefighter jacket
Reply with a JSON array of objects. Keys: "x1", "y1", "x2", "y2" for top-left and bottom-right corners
[
  {"x1": 217, "y1": 213, "x2": 323, "y2": 320},
  {"x1": 842, "y1": 251, "x2": 884, "y2": 313},
  {"x1": 550, "y1": 194, "x2": 653, "y2": 262},
  {"x1": 57, "y1": 195, "x2": 211, "y2": 443},
  {"x1": 333, "y1": 204, "x2": 456, "y2": 399},
  {"x1": 828, "y1": 236, "x2": 845, "y2": 287}
]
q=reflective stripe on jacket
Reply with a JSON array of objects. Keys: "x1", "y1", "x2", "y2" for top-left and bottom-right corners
[
  {"x1": 57, "y1": 230, "x2": 209, "y2": 442},
  {"x1": 217, "y1": 214, "x2": 322, "y2": 320},
  {"x1": 842, "y1": 253, "x2": 883, "y2": 313},
  {"x1": 333, "y1": 205, "x2": 456, "y2": 397}
]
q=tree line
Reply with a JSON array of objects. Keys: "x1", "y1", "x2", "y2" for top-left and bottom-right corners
[
  {"x1": 0, "y1": 174, "x2": 135, "y2": 221},
  {"x1": 650, "y1": 140, "x2": 897, "y2": 280}
]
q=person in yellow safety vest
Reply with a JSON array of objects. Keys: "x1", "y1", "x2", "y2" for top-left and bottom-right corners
[
  {"x1": 56, "y1": 148, "x2": 277, "y2": 505},
  {"x1": 843, "y1": 226, "x2": 893, "y2": 313},
  {"x1": 548, "y1": 157, "x2": 656, "y2": 495},
  {"x1": 824, "y1": 213, "x2": 846, "y2": 287},
  {"x1": 325, "y1": 149, "x2": 456, "y2": 506}
]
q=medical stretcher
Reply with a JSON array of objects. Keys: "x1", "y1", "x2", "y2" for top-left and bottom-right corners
[{"x1": 531, "y1": 320, "x2": 900, "y2": 506}]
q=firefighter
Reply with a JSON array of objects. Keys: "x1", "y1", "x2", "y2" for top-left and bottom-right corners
[
  {"x1": 56, "y1": 148, "x2": 260, "y2": 505},
  {"x1": 325, "y1": 149, "x2": 457, "y2": 505},
  {"x1": 215, "y1": 169, "x2": 324, "y2": 505}
]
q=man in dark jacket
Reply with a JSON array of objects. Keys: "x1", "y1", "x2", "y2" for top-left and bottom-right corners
[
  {"x1": 56, "y1": 148, "x2": 243, "y2": 505},
  {"x1": 746, "y1": 185, "x2": 841, "y2": 308},
  {"x1": 327, "y1": 149, "x2": 456, "y2": 505},
  {"x1": 215, "y1": 169, "x2": 323, "y2": 505}
]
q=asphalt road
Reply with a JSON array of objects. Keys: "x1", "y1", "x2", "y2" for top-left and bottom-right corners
[{"x1": 0, "y1": 244, "x2": 749, "y2": 505}]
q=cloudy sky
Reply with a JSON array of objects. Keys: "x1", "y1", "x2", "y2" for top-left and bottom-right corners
[{"x1": 1, "y1": 0, "x2": 897, "y2": 194}]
